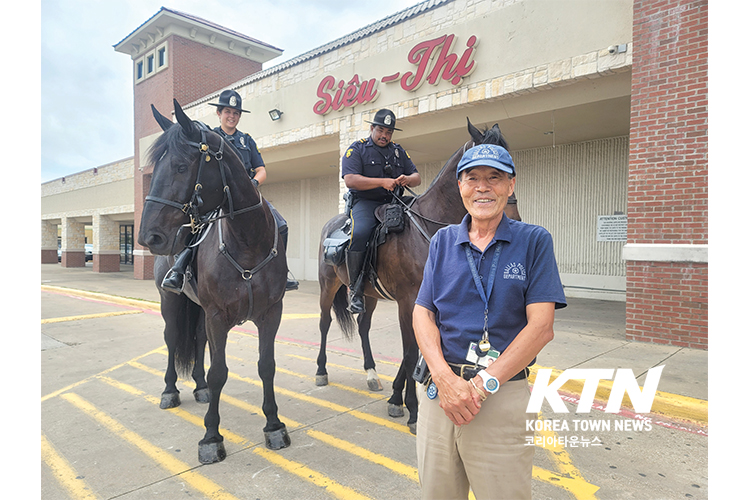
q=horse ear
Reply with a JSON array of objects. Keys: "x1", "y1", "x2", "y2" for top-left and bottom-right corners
[
  {"x1": 467, "y1": 117, "x2": 484, "y2": 144},
  {"x1": 173, "y1": 99, "x2": 200, "y2": 141},
  {"x1": 151, "y1": 104, "x2": 174, "y2": 132},
  {"x1": 491, "y1": 124, "x2": 511, "y2": 151}
]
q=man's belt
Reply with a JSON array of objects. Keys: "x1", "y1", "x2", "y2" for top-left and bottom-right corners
[{"x1": 449, "y1": 363, "x2": 528, "y2": 382}]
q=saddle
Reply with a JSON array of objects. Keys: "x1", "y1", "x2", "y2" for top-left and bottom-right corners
[{"x1": 322, "y1": 196, "x2": 415, "y2": 300}]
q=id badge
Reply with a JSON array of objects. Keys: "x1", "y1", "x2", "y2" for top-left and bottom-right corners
[{"x1": 465, "y1": 342, "x2": 499, "y2": 368}]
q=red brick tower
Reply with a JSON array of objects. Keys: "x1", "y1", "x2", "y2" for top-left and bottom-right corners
[
  {"x1": 624, "y1": 0, "x2": 708, "y2": 348},
  {"x1": 114, "y1": 8, "x2": 281, "y2": 279}
]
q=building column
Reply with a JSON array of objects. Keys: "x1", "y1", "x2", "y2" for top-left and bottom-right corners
[
  {"x1": 41, "y1": 221, "x2": 58, "y2": 264},
  {"x1": 624, "y1": 0, "x2": 708, "y2": 349},
  {"x1": 60, "y1": 216, "x2": 85, "y2": 267},
  {"x1": 337, "y1": 113, "x2": 369, "y2": 213},
  {"x1": 92, "y1": 213, "x2": 121, "y2": 272}
]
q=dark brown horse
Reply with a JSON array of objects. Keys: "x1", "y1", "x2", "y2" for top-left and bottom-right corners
[
  {"x1": 139, "y1": 99, "x2": 290, "y2": 464},
  {"x1": 316, "y1": 120, "x2": 519, "y2": 434}
]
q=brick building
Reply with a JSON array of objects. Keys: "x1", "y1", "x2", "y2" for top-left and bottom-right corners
[{"x1": 42, "y1": 0, "x2": 708, "y2": 349}]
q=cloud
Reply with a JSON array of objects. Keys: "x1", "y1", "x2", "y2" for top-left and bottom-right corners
[{"x1": 41, "y1": 0, "x2": 421, "y2": 182}]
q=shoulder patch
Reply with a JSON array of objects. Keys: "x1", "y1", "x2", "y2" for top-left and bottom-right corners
[{"x1": 346, "y1": 148, "x2": 353, "y2": 158}]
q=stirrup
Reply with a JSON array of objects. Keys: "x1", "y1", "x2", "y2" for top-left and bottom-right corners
[
  {"x1": 161, "y1": 269, "x2": 185, "y2": 294},
  {"x1": 348, "y1": 292, "x2": 366, "y2": 314}
]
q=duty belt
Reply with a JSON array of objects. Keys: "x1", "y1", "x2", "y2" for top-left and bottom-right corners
[{"x1": 448, "y1": 363, "x2": 528, "y2": 382}]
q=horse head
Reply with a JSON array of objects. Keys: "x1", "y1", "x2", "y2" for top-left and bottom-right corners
[{"x1": 138, "y1": 99, "x2": 237, "y2": 255}]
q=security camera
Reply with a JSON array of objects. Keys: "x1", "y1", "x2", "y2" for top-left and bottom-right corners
[{"x1": 608, "y1": 45, "x2": 617, "y2": 54}]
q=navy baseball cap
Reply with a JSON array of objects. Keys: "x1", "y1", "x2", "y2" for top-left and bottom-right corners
[{"x1": 456, "y1": 144, "x2": 515, "y2": 178}]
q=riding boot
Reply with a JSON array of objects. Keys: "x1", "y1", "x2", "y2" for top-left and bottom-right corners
[
  {"x1": 161, "y1": 247, "x2": 193, "y2": 293},
  {"x1": 346, "y1": 250, "x2": 367, "y2": 314},
  {"x1": 280, "y1": 226, "x2": 299, "y2": 291}
]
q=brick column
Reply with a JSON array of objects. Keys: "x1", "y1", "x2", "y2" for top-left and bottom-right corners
[
  {"x1": 41, "y1": 221, "x2": 58, "y2": 264},
  {"x1": 624, "y1": 0, "x2": 708, "y2": 349},
  {"x1": 92, "y1": 213, "x2": 121, "y2": 272},
  {"x1": 61, "y1": 216, "x2": 86, "y2": 268}
]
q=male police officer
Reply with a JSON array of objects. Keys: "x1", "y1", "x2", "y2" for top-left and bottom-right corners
[
  {"x1": 161, "y1": 89, "x2": 299, "y2": 292},
  {"x1": 341, "y1": 109, "x2": 421, "y2": 313},
  {"x1": 413, "y1": 144, "x2": 566, "y2": 500}
]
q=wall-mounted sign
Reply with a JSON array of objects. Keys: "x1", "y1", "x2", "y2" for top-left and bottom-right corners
[
  {"x1": 313, "y1": 34, "x2": 479, "y2": 116},
  {"x1": 597, "y1": 215, "x2": 627, "y2": 242}
]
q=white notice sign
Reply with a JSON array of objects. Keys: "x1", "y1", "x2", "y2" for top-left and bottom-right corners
[{"x1": 597, "y1": 215, "x2": 627, "y2": 242}]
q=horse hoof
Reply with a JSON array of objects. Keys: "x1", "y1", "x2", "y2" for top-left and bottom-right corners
[
  {"x1": 160, "y1": 392, "x2": 180, "y2": 409},
  {"x1": 315, "y1": 374, "x2": 329, "y2": 386},
  {"x1": 367, "y1": 378, "x2": 383, "y2": 392},
  {"x1": 408, "y1": 423, "x2": 417, "y2": 435},
  {"x1": 193, "y1": 388, "x2": 210, "y2": 404},
  {"x1": 264, "y1": 426, "x2": 291, "y2": 450},
  {"x1": 198, "y1": 441, "x2": 227, "y2": 464},
  {"x1": 388, "y1": 404, "x2": 405, "y2": 418}
]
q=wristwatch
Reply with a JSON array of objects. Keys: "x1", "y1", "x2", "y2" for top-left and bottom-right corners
[{"x1": 477, "y1": 370, "x2": 500, "y2": 394}]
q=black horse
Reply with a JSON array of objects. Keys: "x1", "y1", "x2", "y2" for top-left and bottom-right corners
[
  {"x1": 139, "y1": 99, "x2": 290, "y2": 464},
  {"x1": 316, "y1": 120, "x2": 518, "y2": 434}
]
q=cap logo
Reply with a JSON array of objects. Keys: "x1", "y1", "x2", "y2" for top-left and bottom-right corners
[
  {"x1": 229, "y1": 96, "x2": 238, "y2": 106},
  {"x1": 384, "y1": 115, "x2": 392, "y2": 125},
  {"x1": 472, "y1": 146, "x2": 497, "y2": 160}
]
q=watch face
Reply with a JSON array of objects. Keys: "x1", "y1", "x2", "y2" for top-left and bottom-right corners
[{"x1": 486, "y1": 378, "x2": 499, "y2": 392}]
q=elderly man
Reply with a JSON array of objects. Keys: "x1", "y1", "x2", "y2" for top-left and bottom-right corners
[{"x1": 413, "y1": 144, "x2": 567, "y2": 500}]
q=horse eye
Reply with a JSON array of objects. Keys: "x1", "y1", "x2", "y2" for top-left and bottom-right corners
[{"x1": 177, "y1": 164, "x2": 188, "y2": 173}]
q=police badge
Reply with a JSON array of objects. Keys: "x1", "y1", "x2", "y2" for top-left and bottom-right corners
[{"x1": 229, "y1": 95, "x2": 238, "y2": 107}]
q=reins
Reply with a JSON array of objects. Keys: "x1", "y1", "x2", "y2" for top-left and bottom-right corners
[{"x1": 146, "y1": 122, "x2": 280, "y2": 320}]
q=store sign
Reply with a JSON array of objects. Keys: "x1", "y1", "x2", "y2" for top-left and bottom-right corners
[
  {"x1": 313, "y1": 34, "x2": 479, "y2": 115},
  {"x1": 596, "y1": 214, "x2": 628, "y2": 242}
]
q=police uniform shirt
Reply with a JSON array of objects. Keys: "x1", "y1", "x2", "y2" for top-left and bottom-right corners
[
  {"x1": 415, "y1": 213, "x2": 567, "y2": 365},
  {"x1": 341, "y1": 137, "x2": 418, "y2": 201},
  {"x1": 214, "y1": 127, "x2": 264, "y2": 178}
]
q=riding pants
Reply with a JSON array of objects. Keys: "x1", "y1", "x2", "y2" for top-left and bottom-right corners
[{"x1": 349, "y1": 198, "x2": 387, "y2": 252}]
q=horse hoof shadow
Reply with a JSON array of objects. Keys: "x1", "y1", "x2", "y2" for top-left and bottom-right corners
[
  {"x1": 193, "y1": 388, "x2": 210, "y2": 404},
  {"x1": 388, "y1": 404, "x2": 405, "y2": 418},
  {"x1": 198, "y1": 441, "x2": 227, "y2": 464},
  {"x1": 264, "y1": 426, "x2": 291, "y2": 450},
  {"x1": 160, "y1": 392, "x2": 181, "y2": 409},
  {"x1": 315, "y1": 374, "x2": 328, "y2": 386}
]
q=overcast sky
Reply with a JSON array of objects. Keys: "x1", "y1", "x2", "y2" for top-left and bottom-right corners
[{"x1": 39, "y1": 0, "x2": 423, "y2": 183}]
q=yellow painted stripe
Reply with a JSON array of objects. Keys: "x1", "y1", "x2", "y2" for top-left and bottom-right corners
[
  {"x1": 97, "y1": 376, "x2": 249, "y2": 445},
  {"x1": 42, "y1": 310, "x2": 143, "y2": 324},
  {"x1": 103, "y1": 369, "x2": 381, "y2": 500},
  {"x1": 529, "y1": 365, "x2": 708, "y2": 426},
  {"x1": 306, "y1": 429, "x2": 418, "y2": 482},
  {"x1": 228, "y1": 371, "x2": 412, "y2": 435},
  {"x1": 252, "y1": 446, "x2": 372, "y2": 500},
  {"x1": 533, "y1": 415, "x2": 600, "y2": 499},
  {"x1": 286, "y1": 354, "x2": 396, "y2": 382},
  {"x1": 275, "y1": 366, "x2": 385, "y2": 400},
  {"x1": 41, "y1": 285, "x2": 160, "y2": 312},
  {"x1": 41, "y1": 433, "x2": 99, "y2": 500},
  {"x1": 281, "y1": 313, "x2": 320, "y2": 320},
  {"x1": 60, "y1": 392, "x2": 242, "y2": 500},
  {"x1": 127, "y1": 360, "x2": 304, "y2": 429},
  {"x1": 42, "y1": 346, "x2": 165, "y2": 403}
]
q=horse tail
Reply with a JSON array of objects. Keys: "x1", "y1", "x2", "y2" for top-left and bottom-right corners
[
  {"x1": 174, "y1": 300, "x2": 201, "y2": 377},
  {"x1": 332, "y1": 284, "x2": 357, "y2": 340}
]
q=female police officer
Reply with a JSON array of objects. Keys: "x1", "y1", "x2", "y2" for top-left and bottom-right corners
[{"x1": 161, "y1": 90, "x2": 298, "y2": 292}]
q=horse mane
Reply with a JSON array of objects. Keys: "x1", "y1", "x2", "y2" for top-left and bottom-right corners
[
  {"x1": 147, "y1": 122, "x2": 195, "y2": 169},
  {"x1": 423, "y1": 121, "x2": 510, "y2": 192}
]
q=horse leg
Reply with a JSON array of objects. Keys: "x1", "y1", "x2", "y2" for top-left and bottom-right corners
[
  {"x1": 359, "y1": 296, "x2": 382, "y2": 391},
  {"x1": 316, "y1": 278, "x2": 338, "y2": 386},
  {"x1": 191, "y1": 305, "x2": 210, "y2": 404},
  {"x1": 385, "y1": 303, "x2": 419, "y2": 434},
  {"x1": 198, "y1": 321, "x2": 229, "y2": 464},
  {"x1": 257, "y1": 299, "x2": 291, "y2": 450},
  {"x1": 159, "y1": 290, "x2": 187, "y2": 409}
]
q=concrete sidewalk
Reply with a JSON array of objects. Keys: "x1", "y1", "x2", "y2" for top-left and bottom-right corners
[{"x1": 41, "y1": 263, "x2": 708, "y2": 427}]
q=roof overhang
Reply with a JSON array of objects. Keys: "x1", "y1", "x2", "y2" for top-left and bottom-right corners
[{"x1": 113, "y1": 7, "x2": 283, "y2": 64}]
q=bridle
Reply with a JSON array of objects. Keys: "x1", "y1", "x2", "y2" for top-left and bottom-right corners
[{"x1": 145, "y1": 123, "x2": 263, "y2": 234}]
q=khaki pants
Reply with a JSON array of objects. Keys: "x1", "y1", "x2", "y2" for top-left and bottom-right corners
[{"x1": 416, "y1": 379, "x2": 536, "y2": 500}]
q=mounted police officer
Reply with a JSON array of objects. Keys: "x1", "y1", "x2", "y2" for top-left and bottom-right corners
[
  {"x1": 341, "y1": 109, "x2": 421, "y2": 313},
  {"x1": 161, "y1": 89, "x2": 299, "y2": 293}
]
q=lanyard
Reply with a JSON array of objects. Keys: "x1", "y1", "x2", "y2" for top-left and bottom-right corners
[{"x1": 464, "y1": 241, "x2": 503, "y2": 344}]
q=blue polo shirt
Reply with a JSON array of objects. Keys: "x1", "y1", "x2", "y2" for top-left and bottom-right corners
[{"x1": 415, "y1": 213, "x2": 567, "y2": 365}]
